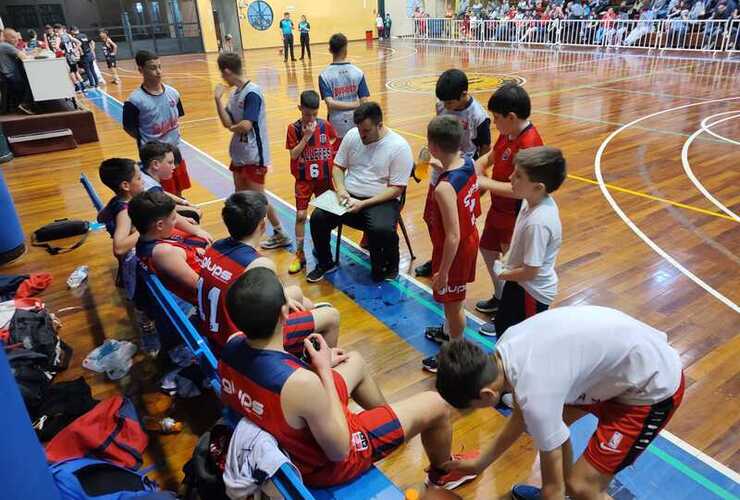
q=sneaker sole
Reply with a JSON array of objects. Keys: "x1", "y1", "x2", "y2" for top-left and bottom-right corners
[
  {"x1": 260, "y1": 241, "x2": 293, "y2": 250},
  {"x1": 474, "y1": 305, "x2": 499, "y2": 313},
  {"x1": 306, "y1": 266, "x2": 337, "y2": 283},
  {"x1": 421, "y1": 365, "x2": 438, "y2": 373},
  {"x1": 424, "y1": 473, "x2": 477, "y2": 490},
  {"x1": 424, "y1": 333, "x2": 449, "y2": 344}
]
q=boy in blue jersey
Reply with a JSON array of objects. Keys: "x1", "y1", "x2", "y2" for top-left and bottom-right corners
[{"x1": 98, "y1": 158, "x2": 146, "y2": 259}]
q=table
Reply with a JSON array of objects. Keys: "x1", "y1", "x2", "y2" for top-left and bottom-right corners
[{"x1": 22, "y1": 57, "x2": 75, "y2": 102}]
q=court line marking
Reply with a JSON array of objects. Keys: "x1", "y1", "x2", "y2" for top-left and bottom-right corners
[
  {"x1": 195, "y1": 197, "x2": 226, "y2": 208},
  {"x1": 585, "y1": 85, "x2": 715, "y2": 102},
  {"x1": 701, "y1": 112, "x2": 740, "y2": 146},
  {"x1": 681, "y1": 112, "x2": 740, "y2": 221},
  {"x1": 89, "y1": 88, "x2": 740, "y2": 489},
  {"x1": 594, "y1": 96, "x2": 740, "y2": 314}
]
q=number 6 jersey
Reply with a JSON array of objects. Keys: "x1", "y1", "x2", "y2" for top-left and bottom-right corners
[{"x1": 285, "y1": 118, "x2": 337, "y2": 181}]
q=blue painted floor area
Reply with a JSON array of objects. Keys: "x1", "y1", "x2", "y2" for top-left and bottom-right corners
[{"x1": 87, "y1": 89, "x2": 739, "y2": 499}]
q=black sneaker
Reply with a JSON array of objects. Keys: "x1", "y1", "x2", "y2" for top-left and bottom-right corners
[
  {"x1": 425, "y1": 325, "x2": 449, "y2": 344},
  {"x1": 422, "y1": 355, "x2": 438, "y2": 373},
  {"x1": 384, "y1": 268, "x2": 399, "y2": 281},
  {"x1": 415, "y1": 260, "x2": 433, "y2": 277},
  {"x1": 475, "y1": 296, "x2": 500, "y2": 314},
  {"x1": 479, "y1": 322, "x2": 497, "y2": 337},
  {"x1": 306, "y1": 263, "x2": 337, "y2": 283}
]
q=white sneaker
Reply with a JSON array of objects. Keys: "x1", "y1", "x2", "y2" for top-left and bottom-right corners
[{"x1": 501, "y1": 393, "x2": 514, "y2": 409}]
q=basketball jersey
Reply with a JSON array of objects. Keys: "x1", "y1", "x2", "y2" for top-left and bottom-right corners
[
  {"x1": 197, "y1": 237, "x2": 259, "y2": 350},
  {"x1": 102, "y1": 40, "x2": 114, "y2": 58},
  {"x1": 318, "y1": 63, "x2": 370, "y2": 138},
  {"x1": 97, "y1": 196, "x2": 128, "y2": 238},
  {"x1": 435, "y1": 98, "x2": 490, "y2": 157},
  {"x1": 136, "y1": 229, "x2": 207, "y2": 304},
  {"x1": 429, "y1": 157, "x2": 481, "y2": 284},
  {"x1": 226, "y1": 81, "x2": 271, "y2": 166},
  {"x1": 285, "y1": 118, "x2": 336, "y2": 181},
  {"x1": 125, "y1": 84, "x2": 183, "y2": 148},
  {"x1": 489, "y1": 123, "x2": 543, "y2": 228},
  {"x1": 219, "y1": 335, "x2": 346, "y2": 479}
]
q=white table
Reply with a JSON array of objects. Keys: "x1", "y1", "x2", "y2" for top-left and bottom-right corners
[{"x1": 22, "y1": 57, "x2": 75, "y2": 102}]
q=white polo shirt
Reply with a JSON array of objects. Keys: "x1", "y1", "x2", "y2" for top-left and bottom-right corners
[
  {"x1": 335, "y1": 127, "x2": 414, "y2": 198},
  {"x1": 497, "y1": 306, "x2": 683, "y2": 452}
]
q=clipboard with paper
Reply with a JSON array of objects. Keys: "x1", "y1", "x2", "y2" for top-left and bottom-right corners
[{"x1": 309, "y1": 190, "x2": 348, "y2": 216}]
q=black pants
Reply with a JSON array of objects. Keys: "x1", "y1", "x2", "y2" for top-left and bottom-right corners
[
  {"x1": 300, "y1": 32, "x2": 311, "y2": 59},
  {"x1": 80, "y1": 54, "x2": 98, "y2": 87},
  {"x1": 311, "y1": 198, "x2": 401, "y2": 279},
  {"x1": 283, "y1": 34, "x2": 295, "y2": 60},
  {"x1": 494, "y1": 281, "x2": 549, "y2": 337}
]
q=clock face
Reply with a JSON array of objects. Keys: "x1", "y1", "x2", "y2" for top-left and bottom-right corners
[{"x1": 247, "y1": 1, "x2": 274, "y2": 31}]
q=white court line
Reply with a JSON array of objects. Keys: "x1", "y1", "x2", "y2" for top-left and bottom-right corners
[
  {"x1": 594, "y1": 96, "x2": 740, "y2": 314},
  {"x1": 701, "y1": 111, "x2": 740, "y2": 146},
  {"x1": 195, "y1": 197, "x2": 226, "y2": 208},
  {"x1": 661, "y1": 431, "x2": 740, "y2": 483},
  {"x1": 681, "y1": 112, "x2": 740, "y2": 221}
]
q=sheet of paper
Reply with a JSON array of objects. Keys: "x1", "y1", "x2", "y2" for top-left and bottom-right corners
[{"x1": 309, "y1": 190, "x2": 348, "y2": 216}]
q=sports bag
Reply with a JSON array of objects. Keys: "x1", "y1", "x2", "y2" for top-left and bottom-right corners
[
  {"x1": 9, "y1": 307, "x2": 72, "y2": 373},
  {"x1": 32, "y1": 219, "x2": 89, "y2": 255}
]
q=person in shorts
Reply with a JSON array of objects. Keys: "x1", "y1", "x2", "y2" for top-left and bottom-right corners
[{"x1": 99, "y1": 30, "x2": 120, "y2": 84}]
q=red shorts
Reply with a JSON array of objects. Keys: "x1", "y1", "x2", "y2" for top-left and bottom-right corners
[
  {"x1": 479, "y1": 208, "x2": 515, "y2": 252},
  {"x1": 295, "y1": 178, "x2": 333, "y2": 211},
  {"x1": 160, "y1": 159, "x2": 192, "y2": 196},
  {"x1": 433, "y1": 283, "x2": 468, "y2": 303},
  {"x1": 303, "y1": 372, "x2": 405, "y2": 487},
  {"x1": 282, "y1": 310, "x2": 316, "y2": 358},
  {"x1": 231, "y1": 163, "x2": 268, "y2": 187},
  {"x1": 580, "y1": 372, "x2": 685, "y2": 475}
]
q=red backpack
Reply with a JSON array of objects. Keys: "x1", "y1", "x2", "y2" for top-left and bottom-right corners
[{"x1": 46, "y1": 396, "x2": 149, "y2": 469}]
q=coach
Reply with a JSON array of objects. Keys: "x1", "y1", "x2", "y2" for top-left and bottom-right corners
[{"x1": 308, "y1": 102, "x2": 413, "y2": 283}]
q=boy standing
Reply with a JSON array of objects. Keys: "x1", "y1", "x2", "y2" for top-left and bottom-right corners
[
  {"x1": 421, "y1": 116, "x2": 481, "y2": 373},
  {"x1": 213, "y1": 51, "x2": 291, "y2": 250},
  {"x1": 285, "y1": 90, "x2": 337, "y2": 273},
  {"x1": 99, "y1": 30, "x2": 119, "y2": 84}
]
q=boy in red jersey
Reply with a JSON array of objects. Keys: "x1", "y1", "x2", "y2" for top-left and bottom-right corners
[
  {"x1": 219, "y1": 267, "x2": 478, "y2": 489},
  {"x1": 420, "y1": 116, "x2": 481, "y2": 374},
  {"x1": 285, "y1": 90, "x2": 337, "y2": 274},
  {"x1": 475, "y1": 83, "x2": 543, "y2": 336},
  {"x1": 197, "y1": 191, "x2": 339, "y2": 356}
]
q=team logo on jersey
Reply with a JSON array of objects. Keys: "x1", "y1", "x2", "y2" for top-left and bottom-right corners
[
  {"x1": 352, "y1": 431, "x2": 369, "y2": 451},
  {"x1": 385, "y1": 73, "x2": 526, "y2": 94},
  {"x1": 602, "y1": 431, "x2": 624, "y2": 452}
]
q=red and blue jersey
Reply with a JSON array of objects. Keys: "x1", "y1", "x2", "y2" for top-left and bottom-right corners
[
  {"x1": 429, "y1": 157, "x2": 481, "y2": 284},
  {"x1": 285, "y1": 118, "x2": 336, "y2": 181},
  {"x1": 97, "y1": 196, "x2": 128, "y2": 238},
  {"x1": 197, "y1": 238, "x2": 259, "y2": 349}
]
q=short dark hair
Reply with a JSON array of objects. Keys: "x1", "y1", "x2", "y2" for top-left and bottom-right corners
[
  {"x1": 98, "y1": 29, "x2": 108, "y2": 35},
  {"x1": 135, "y1": 50, "x2": 158, "y2": 68},
  {"x1": 26, "y1": 29, "x2": 37, "y2": 39},
  {"x1": 300, "y1": 90, "x2": 320, "y2": 109},
  {"x1": 515, "y1": 146, "x2": 567, "y2": 193},
  {"x1": 436, "y1": 69, "x2": 469, "y2": 101},
  {"x1": 128, "y1": 190, "x2": 175, "y2": 234},
  {"x1": 488, "y1": 83, "x2": 531, "y2": 119},
  {"x1": 139, "y1": 141, "x2": 173, "y2": 171},
  {"x1": 436, "y1": 340, "x2": 498, "y2": 409},
  {"x1": 222, "y1": 191, "x2": 268, "y2": 240},
  {"x1": 217, "y1": 51, "x2": 242, "y2": 74},
  {"x1": 353, "y1": 101, "x2": 383, "y2": 125},
  {"x1": 226, "y1": 267, "x2": 286, "y2": 340},
  {"x1": 99, "y1": 158, "x2": 137, "y2": 194},
  {"x1": 329, "y1": 33, "x2": 348, "y2": 55},
  {"x1": 70, "y1": 26, "x2": 79, "y2": 32},
  {"x1": 427, "y1": 116, "x2": 463, "y2": 154},
  {"x1": 53, "y1": 23, "x2": 62, "y2": 30}
]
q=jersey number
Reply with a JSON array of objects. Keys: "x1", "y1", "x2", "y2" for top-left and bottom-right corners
[
  {"x1": 309, "y1": 163, "x2": 320, "y2": 179},
  {"x1": 197, "y1": 278, "x2": 221, "y2": 333}
]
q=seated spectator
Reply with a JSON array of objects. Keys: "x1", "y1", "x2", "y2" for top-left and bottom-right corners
[
  {"x1": 219, "y1": 266, "x2": 479, "y2": 488},
  {"x1": 308, "y1": 102, "x2": 414, "y2": 283},
  {"x1": 25, "y1": 29, "x2": 42, "y2": 50},
  {"x1": 703, "y1": 0, "x2": 732, "y2": 48},
  {"x1": 128, "y1": 190, "x2": 209, "y2": 304},
  {"x1": 0, "y1": 28, "x2": 33, "y2": 114},
  {"x1": 198, "y1": 191, "x2": 340, "y2": 356}
]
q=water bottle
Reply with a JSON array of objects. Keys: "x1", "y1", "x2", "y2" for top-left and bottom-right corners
[{"x1": 67, "y1": 265, "x2": 89, "y2": 288}]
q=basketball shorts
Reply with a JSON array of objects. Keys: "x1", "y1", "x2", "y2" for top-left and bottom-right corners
[
  {"x1": 479, "y1": 209, "x2": 515, "y2": 253},
  {"x1": 295, "y1": 178, "x2": 332, "y2": 211},
  {"x1": 231, "y1": 162, "x2": 268, "y2": 187},
  {"x1": 67, "y1": 62, "x2": 79, "y2": 73},
  {"x1": 160, "y1": 158, "x2": 192, "y2": 195},
  {"x1": 495, "y1": 281, "x2": 549, "y2": 337},
  {"x1": 302, "y1": 371, "x2": 405, "y2": 487},
  {"x1": 580, "y1": 373, "x2": 685, "y2": 475},
  {"x1": 282, "y1": 310, "x2": 316, "y2": 357},
  {"x1": 433, "y1": 283, "x2": 468, "y2": 303},
  {"x1": 105, "y1": 57, "x2": 117, "y2": 68}
]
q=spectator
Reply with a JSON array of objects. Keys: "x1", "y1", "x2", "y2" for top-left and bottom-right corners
[
  {"x1": 42, "y1": 24, "x2": 56, "y2": 51},
  {"x1": 703, "y1": 0, "x2": 732, "y2": 48},
  {"x1": 308, "y1": 102, "x2": 413, "y2": 283},
  {"x1": 384, "y1": 13, "x2": 393, "y2": 39},
  {"x1": 0, "y1": 28, "x2": 33, "y2": 114},
  {"x1": 376, "y1": 13, "x2": 385, "y2": 38},
  {"x1": 279, "y1": 12, "x2": 296, "y2": 62},
  {"x1": 25, "y1": 29, "x2": 40, "y2": 50},
  {"x1": 298, "y1": 15, "x2": 311, "y2": 59}
]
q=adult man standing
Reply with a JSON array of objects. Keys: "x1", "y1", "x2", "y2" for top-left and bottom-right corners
[
  {"x1": 437, "y1": 306, "x2": 685, "y2": 500},
  {"x1": 123, "y1": 50, "x2": 192, "y2": 197},
  {"x1": 307, "y1": 102, "x2": 413, "y2": 283},
  {"x1": 279, "y1": 12, "x2": 296, "y2": 62}
]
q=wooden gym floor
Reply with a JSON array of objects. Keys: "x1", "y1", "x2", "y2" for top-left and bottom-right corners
[{"x1": 2, "y1": 40, "x2": 738, "y2": 498}]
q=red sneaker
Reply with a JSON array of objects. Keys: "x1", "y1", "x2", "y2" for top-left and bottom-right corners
[{"x1": 425, "y1": 451, "x2": 480, "y2": 490}]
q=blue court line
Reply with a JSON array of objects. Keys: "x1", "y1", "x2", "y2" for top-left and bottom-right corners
[{"x1": 86, "y1": 89, "x2": 739, "y2": 499}]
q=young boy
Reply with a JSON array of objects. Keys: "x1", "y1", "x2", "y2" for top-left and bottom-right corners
[
  {"x1": 198, "y1": 191, "x2": 340, "y2": 356},
  {"x1": 129, "y1": 190, "x2": 209, "y2": 305},
  {"x1": 213, "y1": 51, "x2": 291, "y2": 250},
  {"x1": 285, "y1": 90, "x2": 337, "y2": 273},
  {"x1": 99, "y1": 30, "x2": 119, "y2": 84},
  {"x1": 98, "y1": 158, "x2": 145, "y2": 258},
  {"x1": 421, "y1": 116, "x2": 481, "y2": 374},
  {"x1": 476, "y1": 83, "x2": 543, "y2": 336}
]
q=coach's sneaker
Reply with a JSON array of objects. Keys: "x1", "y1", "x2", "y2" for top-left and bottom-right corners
[
  {"x1": 306, "y1": 263, "x2": 337, "y2": 283},
  {"x1": 421, "y1": 355, "x2": 439, "y2": 373},
  {"x1": 511, "y1": 484, "x2": 543, "y2": 500},
  {"x1": 260, "y1": 230, "x2": 292, "y2": 249},
  {"x1": 425, "y1": 451, "x2": 480, "y2": 490},
  {"x1": 415, "y1": 260, "x2": 433, "y2": 277},
  {"x1": 478, "y1": 322, "x2": 497, "y2": 337},
  {"x1": 425, "y1": 325, "x2": 449, "y2": 344},
  {"x1": 475, "y1": 296, "x2": 499, "y2": 314}
]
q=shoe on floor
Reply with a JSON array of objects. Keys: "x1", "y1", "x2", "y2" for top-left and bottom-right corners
[
  {"x1": 306, "y1": 263, "x2": 337, "y2": 283},
  {"x1": 475, "y1": 296, "x2": 500, "y2": 314},
  {"x1": 511, "y1": 484, "x2": 542, "y2": 500},
  {"x1": 421, "y1": 354, "x2": 438, "y2": 373},
  {"x1": 478, "y1": 322, "x2": 497, "y2": 337},
  {"x1": 288, "y1": 256, "x2": 306, "y2": 274},
  {"x1": 415, "y1": 260, "x2": 433, "y2": 277},
  {"x1": 17, "y1": 103, "x2": 34, "y2": 115},
  {"x1": 260, "y1": 232, "x2": 292, "y2": 249},
  {"x1": 425, "y1": 450, "x2": 480, "y2": 490},
  {"x1": 425, "y1": 325, "x2": 449, "y2": 344}
]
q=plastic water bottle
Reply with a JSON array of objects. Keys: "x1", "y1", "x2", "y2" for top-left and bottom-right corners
[{"x1": 67, "y1": 265, "x2": 89, "y2": 288}]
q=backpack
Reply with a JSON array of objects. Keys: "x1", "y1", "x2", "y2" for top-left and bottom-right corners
[
  {"x1": 46, "y1": 396, "x2": 149, "y2": 470},
  {"x1": 34, "y1": 377, "x2": 99, "y2": 442},
  {"x1": 49, "y1": 457, "x2": 177, "y2": 500},
  {"x1": 180, "y1": 422, "x2": 233, "y2": 500},
  {"x1": 8, "y1": 348, "x2": 52, "y2": 416},
  {"x1": 9, "y1": 308, "x2": 72, "y2": 373}
]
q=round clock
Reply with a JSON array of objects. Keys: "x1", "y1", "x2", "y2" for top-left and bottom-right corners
[{"x1": 247, "y1": 1, "x2": 274, "y2": 31}]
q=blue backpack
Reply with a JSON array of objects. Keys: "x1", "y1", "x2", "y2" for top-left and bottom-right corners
[{"x1": 49, "y1": 457, "x2": 177, "y2": 500}]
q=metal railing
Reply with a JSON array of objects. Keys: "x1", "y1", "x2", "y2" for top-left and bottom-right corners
[{"x1": 411, "y1": 17, "x2": 740, "y2": 54}]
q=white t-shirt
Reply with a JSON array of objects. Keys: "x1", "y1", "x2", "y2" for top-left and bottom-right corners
[
  {"x1": 504, "y1": 196, "x2": 561, "y2": 305},
  {"x1": 497, "y1": 306, "x2": 683, "y2": 452},
  {"x1": 336, "y1": 127, "x2": 414, "y2": 198}
]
